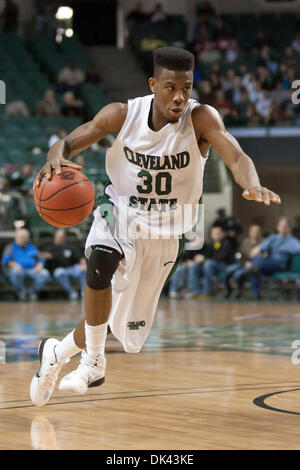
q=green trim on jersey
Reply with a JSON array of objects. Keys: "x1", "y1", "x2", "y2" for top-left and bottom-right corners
[
  {"x1": 98, "y1": 179, "x2": 115, "y2": 234},
  {"x1": 165, "y1": 235, "x2": 186, "y2": 286}
]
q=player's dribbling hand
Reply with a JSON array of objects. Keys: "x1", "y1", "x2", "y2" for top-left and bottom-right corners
[
  {"x1": 33, "y1": 157, "x2": 82, "y2": 189},
  {"x1": 242, "y1": 187, "x2": 281, "y2": 206}
]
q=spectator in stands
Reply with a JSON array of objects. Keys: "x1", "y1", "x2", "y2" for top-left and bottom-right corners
[
  {"x1": 126, "y1": 1, "x2": 148, "y2": 25},
  {"x1": 253, "y1": 30, "x2": 276, "y2": 49},
  {"x1": 74, "y1": 154, "x2": 85, "y2": 168},
  {"x1": 234, "y1": 89, "x2": 251, "y2": 121},
  {"x1": 225, "y1": 39, "x2": 239, "y2": 64},
  {"x1": 150, "y1": 3, "x2": 167, "y2": 23},
  {"x1": 197, "y1": 80, "x2": 214, "y2": 105},
  {"x1": 224, "y1": 224, "x2": 263, "y2": 298},
  {"x1": 212, "y1": 208, "x2": 242, "y2": 250},
  {"x1": 57, "y1": 60, "x2": 86, "y2": 98},
  {"x1": 282, "y1": 46, "x2": 300, "y2": 73},
  {"x1": 249, "y1": 217, "x2": 300, "y2": 299},
  {"x1": 200, "y1": 225, "x2": 235, "y2": 297},
  {"x1": 255, "y1": 88, "x2": 273, "y2": 123},
  {"x1": 271, "y1": 80, "x2": 289, "y2": 107},
  {"x1": 221, "y1": 69, "x2": 236, "y2": 94},
  {"x1": 169, "y1": 234, "x2": 206, "y2": 298},
  {"x1": 1, "y1": 228, "x2": 50, "y2": 300},
  {"x1": 198, "y1": 40, "x2": 222, "y2": 64},
  {"x1": 140, "y1": 31, "x2": 167, "y2": 52},
  {"x1": 61, "y1": 91, "x2": 87, "y2": 120},
  {"x1": 36, "y1": 89, "x2": 60, "y2": 117},
  {"x1": 8, "y1": 162, "x2": 34, "y2": 194},
  {"x1": 48, "y1": 128, "x2": 67, "y2": 148},
  {"x1": 5, "y1": 100, "x2": 30, "y2": 117},
  {"x1": 213, "y1": 89, "x2": 231, "y2": 119},
  {"x1": 41, "y1": 229, "x2": 86, "y2": 300},
  {"x1": 140, "y1": 32, "x2": 167, "y2": 75},
  {"x1": 291, "y1": 31, "x2": 300, "y2": 54}
]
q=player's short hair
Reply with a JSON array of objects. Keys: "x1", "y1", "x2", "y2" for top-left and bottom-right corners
[{"x1": 153, "y1": 47, "x2": 195, "y2": 77}]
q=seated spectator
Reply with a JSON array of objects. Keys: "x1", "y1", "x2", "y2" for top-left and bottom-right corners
[
  {"x1": 252, "y1": 30, "x2": 276, "y2": 49},
  {"x1": 271, "y1": 81, "x2": 289, "y2": 106},
  {"x1": 61, "y1": 91, "x2": 87, "y2": 120},
  {"x1": 5, "y1": 100, "x2": 30, "y2": 117},
  {"x1": 249, "y1": 217, "x2": 300, "y2": 299},
  {"x1": 282, "y1": 46, "x2": 300, "y2": 73},
  {"x1": 140, "y1": 31, "x2": 167, "y2": 52},
  {"x1": 40, "y1": 229, "x2": 86, "y2": 300},
  {"x1": 1, "y1": 228, "x2": 50, "y2": 300},
  {"x1": 74, "y1": 154, "x2": 85, "y2": 168},
  {"x1": 197, "y1": 80, "x2": 214, "y2": 105},
  {"x1": 225, "y1": 39, "x2": 239, "y2": 64},
  {"x1": 139, "y1": 32, "x2": 167, "y2": 75},
  {"x1": 234, "y1": 89, "x2": 251, "y2": 120},
  {"x1": 169, "y1": 234, "x2": 206, "y2": 298},
  {"x1": 224, "y1": 224, "x2": 263, "y2": 298},
  {"x1": 150, "y1": 3, "x2": 166, "y2": 23},
  {"x1": 255, "y1": 88, "x2": 273, "y2": 122},
  {"x1": 291, "y1": 31, "x2": 300, "y2": 54},
  {"x1": 213, "y1": 89, "x2": 231, "y2": 119},
  {"x1": 198, "y1": 41, "x2": 222, "y2": 64},
  {"x1": 57, "y1": 60, "x2": 86, "y2": 98},
  {"x1": 221, "y1": 69, "x2": 236, "y2": 94},
  {"x1": 36, "y1": 89, "x2": 60, "y2": 117},
  {"x1": 8, "y1": 162, "x2": 34, "y2": 193},
  {"x1": 200, "y1": 226, "x2": 235, "y2": 296},
  {"x1": 48, "y1": 128, "x2": 67, "y2": 148},
  {"x1": 212, "y1": 207, "x2": 242, "y2": 250},
  {"x1": 186, "y1": 226, "x2": 235, "y2": 298}
]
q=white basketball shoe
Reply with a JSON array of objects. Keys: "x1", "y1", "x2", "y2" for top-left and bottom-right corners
[
  {"x1": 30, "y1": 338, "x2": 66, "y2": 406},
  {"x1": 58, "y1": 350, "x2": 106, "y2": 394}
]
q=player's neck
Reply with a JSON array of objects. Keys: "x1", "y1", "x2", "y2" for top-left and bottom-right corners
[{"x1": 149, "y1": 99, "x2": 169, "y2": 132}]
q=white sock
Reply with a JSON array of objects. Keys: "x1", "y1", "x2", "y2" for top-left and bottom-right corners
[
  {"x1": 85, "y1": 321, "x2": 108, "y2": 358},
  {"x1": 55, "y1": 330, "x2": 81, "y2": 362}
]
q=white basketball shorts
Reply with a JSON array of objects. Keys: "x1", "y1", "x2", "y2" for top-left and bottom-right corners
[{"x1": 85, "y1": 205, "x2": 180, "y2": 353}]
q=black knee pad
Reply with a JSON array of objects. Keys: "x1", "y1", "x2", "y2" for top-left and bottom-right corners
[{"x1": 86, "y1": 245, "x2": 122, "y2": 290}]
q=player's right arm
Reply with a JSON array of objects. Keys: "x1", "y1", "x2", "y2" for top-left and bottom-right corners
[{"x1": 33, "y1": 102, "x2": 128, "y2": 187}]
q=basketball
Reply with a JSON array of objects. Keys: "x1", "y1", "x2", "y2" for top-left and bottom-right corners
[{"x1": 34, "y1": 167, "x2": 95, "y2": 228}]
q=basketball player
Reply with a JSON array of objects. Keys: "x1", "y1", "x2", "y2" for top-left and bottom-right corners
[{"x1": 30, "y1": 47, "x2": 280, "y2": 406}]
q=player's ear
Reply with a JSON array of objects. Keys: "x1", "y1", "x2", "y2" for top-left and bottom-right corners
[{"x1": 148, "y1": 77, "x2": 156, "y2": 94}]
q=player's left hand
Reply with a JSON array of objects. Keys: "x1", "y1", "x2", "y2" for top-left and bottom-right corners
[{"x1": 242, "y1": 187, "x2": 281, "y2": 206}]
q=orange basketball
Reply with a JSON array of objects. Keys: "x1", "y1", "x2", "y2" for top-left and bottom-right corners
[{"x1": 34, "y1": 167, "x2": 95, "y2": 228}]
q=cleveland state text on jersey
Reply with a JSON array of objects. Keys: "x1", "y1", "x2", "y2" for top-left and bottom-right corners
[{"x1": 123, "y1": 146, "x2": 191, "y2": 212}]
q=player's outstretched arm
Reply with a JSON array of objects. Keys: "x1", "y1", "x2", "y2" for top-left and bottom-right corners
[
  {"x1": 33, "y1": 102, "x2": 128, "y2": 187},
  {"x1": 192, "y1": 105, "x2": 281, "y2": 206}
]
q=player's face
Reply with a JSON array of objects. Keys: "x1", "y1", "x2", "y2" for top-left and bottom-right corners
[{"x1": 149, "y1": 68, "x2": 193, "y2": 123}]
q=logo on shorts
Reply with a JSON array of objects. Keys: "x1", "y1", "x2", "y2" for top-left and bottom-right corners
[
  {"x1": 163, "y1": 261, "x2": 176, "y2": 267},
  {"x1": 127, "y1": 321, "x2": 146, "y2": 330},
  {"x1": 61, "y1": 170, "x2": 75, "y2": 181}
]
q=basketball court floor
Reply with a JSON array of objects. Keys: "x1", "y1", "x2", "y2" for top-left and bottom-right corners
[{"x1": 1, "y1": 297, "x2": 300, "y2": 450}]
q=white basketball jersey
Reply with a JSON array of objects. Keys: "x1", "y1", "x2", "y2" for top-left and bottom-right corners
[{"x1": 105, "y1": 94, "x2": 207, "y2": 236}]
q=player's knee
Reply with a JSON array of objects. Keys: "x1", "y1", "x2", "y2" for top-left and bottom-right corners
[{"x1": 86, "y1": 245, "x2": 122, "y2": 290}]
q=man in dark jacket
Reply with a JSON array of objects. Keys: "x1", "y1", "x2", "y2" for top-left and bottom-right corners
[
  {"x1": 201, "y1": 225, "x2": 235, "y2": 295},
  {"x1": 41, "y1": 230, "x2": 86, "y2": 300}
]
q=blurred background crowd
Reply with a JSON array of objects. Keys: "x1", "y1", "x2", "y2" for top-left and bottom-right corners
[{"x1": 0, "y1": 0, "x2": 300, "y2": 302}]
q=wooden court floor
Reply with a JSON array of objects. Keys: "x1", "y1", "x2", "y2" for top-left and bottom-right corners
[{"x1": 1, "y1": 298, "x2": 300, "y2": 449}]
